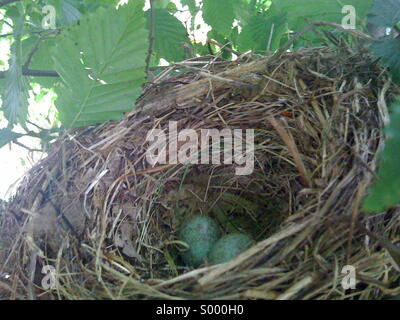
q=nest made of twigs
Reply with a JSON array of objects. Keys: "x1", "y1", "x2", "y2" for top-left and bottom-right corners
[{"x1": 1, "y1": 44, "x2": 399, "y2": 300}]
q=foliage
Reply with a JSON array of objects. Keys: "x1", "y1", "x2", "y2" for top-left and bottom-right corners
[
  {"x1": 364, "y1": 97, "x2": 400, "y2": 211},
  {"x1": 367, "y1": 0, "x2": 400, "y2": 27},
  {"x1": 202, "y1": 0, "x2": 236, "y2": 38},
  {"x1": 52, "y1": 1, "x2": 148, "y2": 127},
  {"x1": 274, "y1": 0, "x2": 372, "y2": 28},
  {"x1": 2, "y1": 21, "x2": 29, "y2": 127},
  {"x1": 237, "y1": 4, "x2": 287, "y2": 53},
  {"x1": 0, "y1": 128, "x2": 24, "y2": 148},
  {"x1": 368, "y1": 0, "x2": 400, "y2": 84},
  {"x1": 363, "y1": 0, "x2": 400, "y2": 211},
  {"x1": 370, "y1": 38, "x2": 400, "y2": 84},
  {"x1": 146, "y1": 8, "x2": 190, "y2": 62}
]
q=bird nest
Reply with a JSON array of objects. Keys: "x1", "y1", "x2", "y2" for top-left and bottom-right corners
[{"x1": 1, "y1": 44, "x2": 399, "y2": 300}]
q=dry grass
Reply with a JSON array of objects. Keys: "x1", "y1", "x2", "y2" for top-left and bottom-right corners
[{"x1": 0, "y1": 42, "x2": 399, "y2": 300}]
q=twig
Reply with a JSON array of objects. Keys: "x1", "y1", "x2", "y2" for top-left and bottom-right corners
[
  {"x1": 207, "y1": 39, "x2": 241, "y2": 56},
  {"x1": 26, "y1": 120, "x2": 48, "y2": 132},
  {"x1": 206, "y1": 41, "x2": 214, "y2": 55},
  {"x1": 198, "y1": 71, "x2": 256, "y2": 90},
  {"x1": 2, "y1": 19, "x2": 13, "y2": 29},
  {"x1": 312, "y1": 21, "x2": 372, "y2": 40},
  {"x1": 22, "y1": 37, "x2": 42, "y2": 72},
  {"x1": 145, "y1": 0, "x2": 156, "y2": 77},
  {"x1": 12, "y1": 140, "x2": 42, "y2": 152},
  {"x1": 0, "y1": 69, "x2": 59, "y2": 78}
]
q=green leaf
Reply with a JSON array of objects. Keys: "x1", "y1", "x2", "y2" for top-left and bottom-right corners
[
  {"x1": 193, "y1": 42, "x2": 210, "y2": 56},
  {"x1": 274, "y1": 0, "x2": 372, "y2": 31},
  {"x1": 166, "y1": 2, "x2": 178, "y2": 14},
  {"x1": 43, "y1": 0, "x2": 83, "y2": 26},
  {"x1": 146, "y1": 8, "x2": 190, "y2": 62},
  {"x1": 233, "y1": 0, "x2": 254, "y2": 25},
  {"x1": 364, "y1": 97, "x2": 400, "y2": 212},
  {"x1": 5, "y1": 5, "x2": 21, "y2": 25},
  {"x1": 341, "y1": 0, "x2": 373, "y2": 21},
  {"x1": 0, "y1": 128, "x2": 24, "y2": 148},
  {"x1": 1, "y1": 53, "x2": 30, "y2": 126},
  {"x1": 81, "y1": 0, "x2": 120, "y2": 11},
  {"x1": 21, "y1": 36, "x2": 59, "y2": 88},
  {"x1": 1, "y1": 18, "x2": 29, "y2": 127},
  {"x1": 30, "y1": 37, "x2": 59, "y2": 88},
  {"x1": 62, "y1": 0, "x2": 82, "y2": 24},
  {"x1": 52, "y1": 1, "x2": 148, "y2": 128},
  {"x1": 370, "y1": 37, "x2": 400, "y2": 84},
  {"x1": 238, "y1": 11, "x2": 287, "y2": 53},
  {"x1": 367, "y1": 0, "x2": 400, "y2": 28},
  {"x1": 154, "y1": 0, "x2": 171, "y2": 9},
  {"x1": 202, "y1": 0, "x2": 235, "y2": 37}
]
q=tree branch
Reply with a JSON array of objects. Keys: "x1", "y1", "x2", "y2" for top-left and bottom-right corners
[
  {"x1": 0, "y1": 69, "x2": 59, "y2": 78},
  {"x1": 145, "y1": 0, "x2": 155, "y2": 77},
  {"x1": 12, "y1": 140, "x2": 42, "y2": 153}
]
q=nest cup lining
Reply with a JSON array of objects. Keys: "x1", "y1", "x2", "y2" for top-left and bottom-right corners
[{"x1": 1, "y1": 45, "x2": 399, "y2": 300}]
